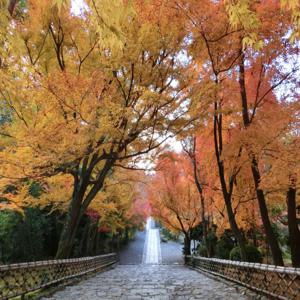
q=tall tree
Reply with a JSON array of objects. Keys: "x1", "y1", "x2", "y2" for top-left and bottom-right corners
[
  {"x1": 177, "y1": 0, "x2": 248, "y2": 260},
  {"x1": 177, "y1": 0, "x2": 299, "y2": 265},
  {"x1": 0, "y1": 0, "x2": 192, "y2": 257},
  {"x1": 182, "y1": 137, "x2": 210, "y2": 256}
]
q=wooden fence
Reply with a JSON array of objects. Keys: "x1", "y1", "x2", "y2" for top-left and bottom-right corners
[
  {"x1": 185, "y1": 255, "x2": 300, "y2": 300},
  {"x1": 0, "y1": 253, "x2": 117, "y2": 300}
]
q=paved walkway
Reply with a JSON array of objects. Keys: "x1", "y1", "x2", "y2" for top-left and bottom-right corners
[
  {"x1": 142, "y1": 218, "x2": 162, "y2": 264},
  {"x1": 120, "y1": 218, "x2": 183, "y2": 265},
  {"x1": 44, "y1": 264, "x2": 250, "y2": 300},
  {"x1": 119, "y1": 231, "x2": 146, "y2": 265},
  {"x1": 42, "y1": 218, "x2": 251, "y2": 299}
]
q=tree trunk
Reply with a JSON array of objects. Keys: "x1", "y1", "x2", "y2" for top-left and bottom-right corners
[
  {"x1": 91, "y1": 223, "x2": 100, "y2": 255},
  {"x1": 224, "y1": 194, "x2": 247, "y2": 260},
  {"x1": 184, "y1": 234, "x2": 191, "y2": 255},
  {"x1": 56, "y1": 158, "x2": 115, "y2": 258},
  {"x1": 252, "y1": 227, "x2": 257, "y2": 247},
  {"x1": 86, "y1": 221, "x2": 93, "y2": 255},
  {"x1": 200, "y1": 195, "x2": 209, "y2": 256},
  {"x1": 95, "y1": 230, "x2": 101, "y2": 254},
  {"x1": 190, "y1": 138, "x2": 210, "y2": 257},
  {"x1": 78, "y1": 218, "x2": 90, "y2": 256},
  {"x1": 287, "y1": 185, "x2": 300, "y2": 267},
  {"x1": 213, "y1": 100, "x2": 247, "y2": 261},
  {"x1": 56, "y1": 194, "x2": 83, "y2": 258},
  {"x1": 238, "y1": 53, "x2": 283, "y2": 266},
  {"x1": 125, "y1": 227, "x2": 129, "y2": 243},
  {"x1": 251, "y1": 162, "x2": 284, "y2": 266},
  {"x1": 86, "y1": 221, "x2": 98, "y2": 256},
  {"x1": 191, "y1": 147, "x2": 209, "y2": 257}
]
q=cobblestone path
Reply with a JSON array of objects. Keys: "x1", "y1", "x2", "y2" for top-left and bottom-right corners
[
  {"x1": 43, "y1": 264, "x2": 250, "y2": 300},
  {"x1": 42, "y1": 218, "x2": 252, "y2": 299}
]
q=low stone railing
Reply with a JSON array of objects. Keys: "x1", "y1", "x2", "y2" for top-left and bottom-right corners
[
  {"x1": 0, "y1": 253, "x2": 117, "y2": 299},
  {"x1": 185, "y1": 255, "x2": 300, "y2": 300}
]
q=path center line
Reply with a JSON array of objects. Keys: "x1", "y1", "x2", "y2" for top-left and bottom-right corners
[{"x1": 142, "y1": 217, "x2": 162, "y2": 264}]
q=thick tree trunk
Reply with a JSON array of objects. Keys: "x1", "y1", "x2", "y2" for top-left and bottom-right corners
[
  {"x1": 251, "y1": 227, "x2": 257, "y2": 247},
  {"x1": 287, "y1": 185, "x2": 300, "y2": 267},
  {"x1": 56, "y1": 158, "x2": 115, "y2": 258},
  {"x1": 85, "y1": 221, "x2": 93, "y2": 255},
  {"x1": 78, "y1": 218, "x2": 90, "y2": 256},
  {"x1": 86, "y1": 221, "x2": 98, "y2": 255},
  {"x1": 184, "y1": 234, "x2": 191, "y2": 255},
  {"x1": 56, "y1": 195, "x2": 83, "y2": 258},
  {"x1": 91, "y1": 222, "x2": 100, "y2": 255}
]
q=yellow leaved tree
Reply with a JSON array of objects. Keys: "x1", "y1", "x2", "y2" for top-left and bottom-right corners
[{"x1": 0, "y1": 0, "x2": 192, "y2": 258}]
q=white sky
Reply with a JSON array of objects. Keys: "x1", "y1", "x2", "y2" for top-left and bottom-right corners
[{"x1": 71, "y1": 0, "x2": 86, "y2": 15}]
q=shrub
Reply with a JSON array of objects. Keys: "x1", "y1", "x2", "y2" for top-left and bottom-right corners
[
  {"x1": 215, "y1": 230, "x2": 234, "y2": 259},
  {"x1": 197, "y1": 244, "x2": 208, "y2": 257},
  {"x1": 161, "y1": 227, "x2": 178, "y2": 241},
  {"x1": 230, "y1": 244, "x2": 263, "y2": 263},
  {"x1": 190, "y1": 223, "x2": 203, "y2": 241}
]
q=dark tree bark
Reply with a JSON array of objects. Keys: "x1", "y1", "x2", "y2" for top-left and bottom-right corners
[
  {"x1": 78, "y1": 218, "x2": 90, "y2": 256},
  {"x1": 213, "y1": 101, "x2": 247, "y2": 261},
  {"x1": 185, "y1": 137, "x2": 209, "y2": 257},
  {"x1": 286, "y1": 178, "x2": 300, "y2": 267},
  {"x1": 56, "y1": 157, "x2": 115, "y2": 258},
  {"x1": 95, "y1": 230, "x2": 101, "y2": 254},
  {"x1": 251, "y1": 162, "x2": 284, "y2": 265},
  {"x1": 184, "y1": 234, "x2": 191, "y2": 255},
  {"x1": 198, "y1": 29, "x2": 247, "y2": 261},
  {"x1": 86, "y1": 221, "x2": 98, "y2": 256},
  {"x1": 124, "y1": 227, "x2": 129, "y2": 243},
  {"x1": 238, "y1": 53, "x2": 284, "y2": 266}
]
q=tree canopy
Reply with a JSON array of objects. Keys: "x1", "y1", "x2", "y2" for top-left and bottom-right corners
[{"x1": 0, "y1": 0, "x2": 299, "y2": 266}]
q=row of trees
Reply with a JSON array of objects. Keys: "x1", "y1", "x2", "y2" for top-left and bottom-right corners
[
  {"x1": 147, "y1": 1, "x2": 300, "y2": 267},
  {"x1": 0, "y1": 0, "x2": 188, "y2": 259},
  {"x1": 0, "y1": 0, "x2": 299, "y2": 266},
  {"x1": 0, "y1": 205, "x2": 145, "y2": 264},
  {"x1": 0, "y1": 169, "x2": 149, "y2": 263}
]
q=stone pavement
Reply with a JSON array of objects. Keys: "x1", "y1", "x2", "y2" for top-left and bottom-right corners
[
  {"x1": 42, "y1": 219, "x2": 253, "y2": 299},
  {"x1": 119, "y1": 231, "x2": 146, "y2": 265},
  {"x1": 119, "y1": 217, "x2": 183, "y2": 266},
  {"x1": 42, "y1": 264, "x2": 251, "y2": 300}
]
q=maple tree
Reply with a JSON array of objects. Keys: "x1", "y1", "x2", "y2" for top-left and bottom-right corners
[
  {"x1": 232, "y1": 1, "x2": 299, "y2": 266},
  {"x1": 181, "y1": 135, "x2": 221, "y2": 257},
  {"x1": 149, "y1": 152, "x2": 201, "y2": 255},
  {"x1": 0, "y1": 0, "x2": 299, "y2": 267},
  {"x1": 175, "y1": 0, "x2": 300, "y2": 265},
  {"x1": 0, "y1": 0, "x2": 192, "y2": 258}
]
